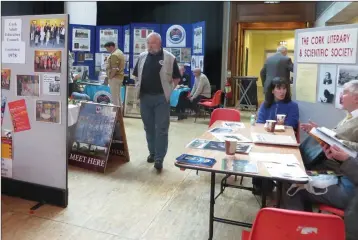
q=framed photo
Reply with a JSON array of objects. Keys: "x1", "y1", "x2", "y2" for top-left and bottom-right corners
[{"x1": 123, "y1": 85, "x2": 141, "y2": 118}]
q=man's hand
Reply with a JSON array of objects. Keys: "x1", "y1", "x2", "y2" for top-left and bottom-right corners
[
  {"x1": 321, "y1": 143, "x2": 349, "y2": 161},
  {"x1": 301, "y1": 120, "x2": 318, "y2": 133}
]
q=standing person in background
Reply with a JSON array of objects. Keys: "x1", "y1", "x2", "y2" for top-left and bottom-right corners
[
  {"x1": 104, "y1": 41, "x2": 125, "y2": 106},
  {"x1": 68, "y1": 51, "x2": 81, "y2": 97},
  {"x1": 133, "y1": 32, "x2": 181, "y2": 171},
  {"x1": 189, "y1": 68, "x2": 212, "y2": 113},
  {"x1": 260, "y1": 45, "x2": 293, "y2": 94}
]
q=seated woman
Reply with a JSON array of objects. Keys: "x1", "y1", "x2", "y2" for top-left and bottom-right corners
[
  {"x1": 257, "y1": 77, "x2": 299, "y2": 129},
  {"x1": 253, "y1": 77, "x2": 299, "y2": 195},
  {"x1": 189, "y1": 68, "x2": 212, "y2": 113}
]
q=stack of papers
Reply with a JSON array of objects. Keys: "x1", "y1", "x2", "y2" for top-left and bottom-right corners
[
  {"x1": 251, "y1": 132, "x2": 299, "y2": 147},
  {"x1": 212, "y1": 133, "x2": 252, "y2": 143},
  {"x1": 222, "y1": 122, "x2": 245, "y2": 129}
]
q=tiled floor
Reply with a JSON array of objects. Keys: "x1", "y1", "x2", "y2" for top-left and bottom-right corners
[{"x1": 2, "y1": 112, "x2": 260, "y2": 240}]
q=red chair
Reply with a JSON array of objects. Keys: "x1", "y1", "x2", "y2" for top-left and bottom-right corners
[
  {"x1": 242, "y1": 208, "x2": 345, "y2": 240},
  {"x1": 194, "y1": 90, "x2": 222, "y2": 123},
  {"x1": 318, "y1": 204, "x2": 344, "y2": 217},
  {"x1": 208, "y1": 108, "x2": 241, "y2": 127}
]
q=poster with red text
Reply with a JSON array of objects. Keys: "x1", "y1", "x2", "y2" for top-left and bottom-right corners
[
  {"x1": 296, "y1": 28, "x2": 358, "y2": 64},
  {"x1": 8, "y1": 99, "x2": 31, "y2": 133}
]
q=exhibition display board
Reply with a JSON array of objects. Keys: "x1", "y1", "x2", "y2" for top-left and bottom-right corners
[
  {"x1": 293, "y1": 24, "x2": 358, "y2": 138},
  {"x1": 1, "y1": 14, "x2": 69, "y2": 207},
  {"x1": 68, "y1": 24, "x2": 96, "y2": 80},
  {"x1": 68, "y1": 102, "x2": 129, "y2": 173}
]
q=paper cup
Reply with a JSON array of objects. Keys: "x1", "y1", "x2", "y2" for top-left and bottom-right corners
[
  {"x1": 276, "y1": 114, "x2": 286, "y2": 125},
  {"x1": 266, "y1": 120, "x2": 277, "y2": 132},
  {"x1": 225, "y1": 139, "x2": 237, "y2": 155}
]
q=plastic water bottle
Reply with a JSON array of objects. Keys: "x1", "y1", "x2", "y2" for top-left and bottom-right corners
[{"x1": 250, "y1": 114, "x2": 256, "y2": 126}]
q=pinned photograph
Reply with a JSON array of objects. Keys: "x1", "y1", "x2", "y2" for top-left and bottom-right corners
[
  {"x1": 72, "y1": 28, "x2": 91, "y2": 51},
  {"x1": 35, "y1": 100, "x2": 61, "y2": 124},
  {"x1": 30, "y1": 18, "x2": 66, "y2": 48},
  {"x1": 1, "y1": 69, "x2": 11, "y2": 90},
  {"x1": 85, "y1": 53, "x2": 94, "y2": 61},
  {"x1": 337, "y1": 65, "x2": 358, "y2": 87},
  {"x1": 16, "y1": 75, "x2": 40, "y2": 97},
  {"x1": 317, "y1": 64, "x2": 336, "y2": 104},
  {"x1": 181, "y1": 48, "x2": 191, "y2": 63},
  {"x1": 43, "y1": 73, "x2": 60, "y2": 95},
  {"x1": 171, "y1": 48, "x2": 181, "y2": 62},
  {"x1": 71, "y1": 65, "x2": 89, "y2": 80},
  {"x1": 34, "y1": 50, "x2": 62, "y2": 73}
]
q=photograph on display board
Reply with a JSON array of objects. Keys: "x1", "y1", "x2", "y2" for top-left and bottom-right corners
[
  {"x1": 71, "y1": 65, "x2": 89, "y2": 80},
  {"x1": 30, "y1": 18, "x2": 66, "y2": 48},
  {"x1": 133, "y1": 28, "x2": 152, "y2": 54},
  {"x1": 335, "y1": 87, "x2": 344, "y2": 109},
  {"x1": 35, "y1": 100, "x2": 61, "y2": 124},
  {"x1": 125, "y1": 54, "x2": 130, "y2": 72},
  {"x1": 99, "y1": 29, "x2": 118, "y2": 52},
  {"x1": 85, "y1": 53, "x2": 94, "y2": 61},
  {"x1": 1, "y1": 69, "x2": 11, "y2": 90},
  {"x1": 181, "y1": 48, "x2": 191, "y2": 63},
  {"x1": 166, "y1": 25, "x2": 186, "y2": 48},
  {"x1": 124, "y1": 85, "x2": 141, "y2": 118},
  {"x1": 198, "y1": 56, "x2": 204, "y2": 72},
  {"x1": 72, "y1": 28, "x2": 91, "y2": 51},
  {"x1": 191, "y1": 56, "x2": 196, "y2": 70},
  {"x1": 1, "y1": 96, "x2": 7, "y2": 124},
  {"x1": 337, "y1": 65, "x2": 358, "y2": 87},
  {"x1": 1, "y1": 129, "x2": 13, "y2": 178},
  {"x1": 317, "y1": 65, "x2": 336, "y2": 104},
  {"x1": 193, "y1": 26, "x2": 203, "y2": 54},
  {"x1": 43, "y1": 73, "x2": 60, "y2": 96},
  {"x1": 77, "y1": 52, "x2": 85, "y2": 62},
  {"x1": 16, "y1": 75, "x2": 40, "y2": 97},
  {"x1": 124, "y1": 29, "x2": 130, "y2": 53},
  {"x1": 171, "y1": 48, "x2": 181, "y2": 62},
  {"x1": 34, "y1": 50, "x2": 62, "y2": 73},
  {"x1": 8, "y1": 99, "x2": 31, "y2": 133}
]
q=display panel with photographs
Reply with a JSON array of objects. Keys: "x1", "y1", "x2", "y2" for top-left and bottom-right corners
[
  {"x1": 133, "y1": 28, "x2": 153, "y2": 54},
  {"x1": 16, "y1": 75, "x2": 40, "y2": 97},
  {"x1": 35, "y1": 100, "x2": 61, "y2": 124},
  {"x1": 124, "y1": 85, "x2": 141, "y2": 118},
  {"x1": 1, "y1": 69, "x2": 11, "y2": 90},
  {"x1": 34, "y1": 50, "x2": 62, "y2": 73},
  {"x1": 99, "y1": 29, "x2": 118, "y2": 52},
  {"x1": 163, "y1": 48, "x2": 191, "y2": 63},
  {"x1": 193, "y1": 26, "x2": 203, "y2": 54},
  {"x1": 30, "y1": 18, "x2": 66, "y2": 48},
  {"x1": 72, "y1": 28, "x2": 91, "y2": 51}
]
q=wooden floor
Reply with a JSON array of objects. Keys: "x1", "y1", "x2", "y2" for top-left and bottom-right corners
[{"x1": 2, "y1": 113, "x2": 260, "y2": 240}]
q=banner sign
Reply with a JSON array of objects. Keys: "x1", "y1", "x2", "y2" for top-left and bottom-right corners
[{"x1": 296, "y1": 28, "x2": 358, "y2": 64}]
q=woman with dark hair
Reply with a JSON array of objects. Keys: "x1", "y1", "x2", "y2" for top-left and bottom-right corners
[
  {"x1": 256, "y1": 77, "x2": 299, "y2": 129},
  {"x1": 253, "y1": 77, "x2": 299, "y2": 196}
]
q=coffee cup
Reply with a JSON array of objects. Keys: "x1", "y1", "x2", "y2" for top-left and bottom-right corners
[
  {"x1": 266, "y1": 120, "x2": 277, "y2": 132},
  {"x1": 225, "y1": 139, "x2": 237, "y2": 155},
  {"x1": 276, "y1": 114, "x2": 286, "y2": 125}
]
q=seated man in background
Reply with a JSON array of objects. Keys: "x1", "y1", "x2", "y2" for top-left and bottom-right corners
[
  {"x1": 284, "y1": 144, "x2": 358, "y2": 240},
  {"x1": 178, "y1": 64, "x2": 190, "y2": 87},
  {"x1": 189, "y1": 68, "x2": 211, "y2": 113},
  {"x1": 300, "y1": 80, "x2": 358, "y2": 172}
]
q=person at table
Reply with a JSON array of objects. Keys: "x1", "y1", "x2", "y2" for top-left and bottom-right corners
[
  {"x1": 189, "y1": 68, "x2": 212, "y2": 113},
  {"x1": 178, "y1": 64, "x2": 190, "y2": 87},
  {"x1": 256, "y1": 76, "x2": 299, "y2": 129},
  {"x1": 104, "y1": 41, "x2": 125, "y2": 106},
  {"x1": 299, "y1": 80, "x2": 358, "y2": 171},
  {"x1": 284, "y1": 144, "x2": 358, "y2": 240},
  {"x1": 132, "y1": 32, "x2": 181, "y2": 171},
  {"x1": 68, "y1": 51, "x2": 81, "y2": 98}
]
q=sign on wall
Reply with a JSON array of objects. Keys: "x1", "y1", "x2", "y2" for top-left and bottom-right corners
[
  {"x1": 166, "y1": 25, "x2": 186, "y2": 47},
  {"x1": 296, "y1": 28, "x2": 358, "y2": 64}
]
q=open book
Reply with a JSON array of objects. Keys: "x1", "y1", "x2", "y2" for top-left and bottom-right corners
[
  {"x1": 251, "y1": 133, "x2": 299, "y2": 147},
  {"x1": 309, "y1": 127, "x2": 357, "y2": 158}
]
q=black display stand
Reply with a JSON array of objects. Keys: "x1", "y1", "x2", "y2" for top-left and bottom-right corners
[{"x1": 234, "y1": 76, "x2": 258, "y2": 111}]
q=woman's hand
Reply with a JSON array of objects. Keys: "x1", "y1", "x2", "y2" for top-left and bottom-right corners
[{"x1": 301, "y1": 120, "x2": 318, "y2": 133}]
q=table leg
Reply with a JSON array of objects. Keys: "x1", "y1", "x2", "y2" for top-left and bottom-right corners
[
  {"x1": 276, "y1": 181, "x2": 283, "y2": 208},
  {"x1": 208, "y1": 172, "x2": 215, "y2": 240},
  {"x1": 261, "y1": 179, "x2": 267, "y2": 208}
]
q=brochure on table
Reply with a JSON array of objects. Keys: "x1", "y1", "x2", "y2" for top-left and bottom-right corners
[
  {"x1": 1, "y1": 14, "x2": 69, "y2": 207},
  {"x1": 69, "y1": 24, "x2": 96, "y2": 80}
]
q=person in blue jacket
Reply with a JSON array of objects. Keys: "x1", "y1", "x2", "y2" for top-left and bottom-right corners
[
  {"x1": 253, "y1": 77, "x2": 299, "y2": 196},
  {"x1": 257, "y1": 77, "x2": 299, "y2": 130}
]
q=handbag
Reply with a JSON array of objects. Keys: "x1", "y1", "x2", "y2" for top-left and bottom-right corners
[{"x1": 287, "y1": 174, "x2": 339, "y2": 196}]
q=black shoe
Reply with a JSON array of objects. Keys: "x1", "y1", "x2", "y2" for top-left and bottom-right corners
[
  {"x1": 154, "y1": 161, "x2": 163, "y2": 171},
  {"x1": 147, "y1": 154, "x2": 155, "y2": 163}
]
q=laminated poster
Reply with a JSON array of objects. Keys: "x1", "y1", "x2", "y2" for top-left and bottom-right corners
[
  {"x1": 1, "y1": 130, "x2": 13, "y2": 178},
  {"x1": 8, "y1": 99, "x2": 31, "y2": 133}
]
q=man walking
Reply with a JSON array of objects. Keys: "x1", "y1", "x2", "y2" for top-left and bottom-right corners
[
  {"x1": 104, "y1": 42, "x2": 125, "y2": 106},
  {"x1": 260, "y1": 45, "x2": 293, "y2": 93},
  {"x1": 133, "y1": 32, "x2": 181, "y2": 171}
]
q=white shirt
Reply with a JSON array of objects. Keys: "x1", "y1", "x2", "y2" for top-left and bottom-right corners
[{"x1": 350, "y1": 109, "x2": 358, "y2": 120}]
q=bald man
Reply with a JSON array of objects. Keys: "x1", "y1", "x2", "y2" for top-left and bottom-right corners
[{"x1": 133, "y1": 32, "x2": 181, "y2": 171}]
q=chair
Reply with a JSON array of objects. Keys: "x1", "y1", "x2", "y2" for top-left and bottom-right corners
[
  {"x1": 194, "y1": 90, "x2": 222, "y2": 123},
  {"x1": 242, "y1": 208, "x2": 345, "y2": 240},
  {"x1": 208, "y1": 108, "x2": 241, "y2": 127},
  {"x1": 318, "y1": 204, "x2": 344, "y2": 217}
]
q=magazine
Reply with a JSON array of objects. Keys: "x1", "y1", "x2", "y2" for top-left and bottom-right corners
[
  {"x1": 176, "y1": 154, "x2": 216, "y2": 168},
  {"x1": 232, "y1": 160, "x2": 258, "y2": 174},
  {"x1": 212, "y1": 133, "x2": 252, "y2": 143},
  {"x1": 186, "y1": 138, "x2": 210, "y2": 149},
  {"x1": 251, "y1": 132, "x2": 299, "y2": 147}
]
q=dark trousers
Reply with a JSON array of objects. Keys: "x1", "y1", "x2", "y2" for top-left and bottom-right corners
[
  {"x1": 140, "y1": 94, "x2": 170, "y2": 162},
  {"x1": 192, "y1": 95, "x2": 209, "y2": 113},
  {"x1": 176, "y1": 91, "x2": 190, "y2": 114}
]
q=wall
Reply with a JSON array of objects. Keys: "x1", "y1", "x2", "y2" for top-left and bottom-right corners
[
  {"x1": 244, "y1": 31, "x2": 295, "y2": 101},
  {"x1": 315, "y1": 1, "x2": 352, "y2": 27}
]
